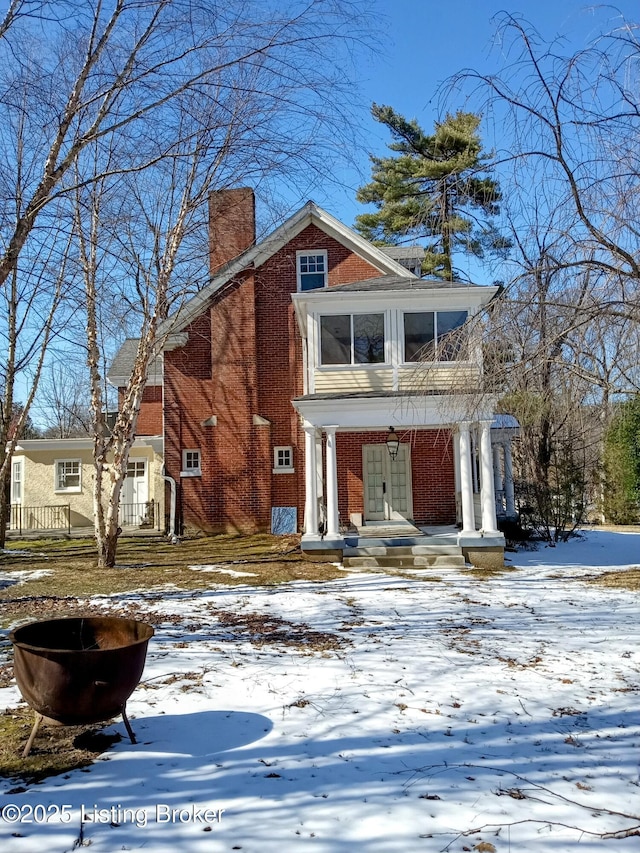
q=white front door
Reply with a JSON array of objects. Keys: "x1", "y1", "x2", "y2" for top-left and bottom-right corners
[
  {"x1": 121, "y1": 460, "x2": 148, "y2": 525},
  {"x1": 363, "y1": 444, "x2": 412, "y2": 521}
]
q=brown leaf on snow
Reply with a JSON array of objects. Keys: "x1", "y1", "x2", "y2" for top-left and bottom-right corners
[{"x1": 496, "y1": 787, "x2": 526, "y2": 800}]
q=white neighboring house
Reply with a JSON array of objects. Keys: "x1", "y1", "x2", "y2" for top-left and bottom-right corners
[{"x1": 9, "y1": 436, "x2": 164, "y2": 535}]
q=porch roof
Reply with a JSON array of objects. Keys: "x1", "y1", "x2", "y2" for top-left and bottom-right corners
[
  {"x1": 292, "y1": 391, "x2": 497, "y2": 429},
  {"x1": 326, "y1": 274, "x2": 484, "y2": 292}
]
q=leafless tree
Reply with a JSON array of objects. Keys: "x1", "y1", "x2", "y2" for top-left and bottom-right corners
[
  {"x1": 0, "y1": 0, "x2": 372, "y2": 556},
  {"x1": 442, "y1": 11, "x2": 640, "y2": 538},
  {"x1": 67, "y1": 3, "x2": 372, "y2": 567},
  {"x1": 34, "y1": 362, "x2": 93, "y2": 438},
  {"x1": 452, "y1": 12, "x2": 640, "y2": 286}
]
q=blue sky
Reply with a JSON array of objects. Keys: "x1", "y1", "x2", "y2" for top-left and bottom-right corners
[{"x1": 321, "y1": 0, "x2": 639, "y2": 236}]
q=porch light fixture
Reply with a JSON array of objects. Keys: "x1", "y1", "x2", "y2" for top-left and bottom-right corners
[{"x1": 386, "y1": 426, "x2": 400, "y2": 461}]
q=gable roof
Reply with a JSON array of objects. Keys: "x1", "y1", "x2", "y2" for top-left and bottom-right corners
[
  {"x1": 108, "y1": 338, "x2": 163, "y2": 387},
  {"x1": 159, "y1": 200, "x2": 414, "y2": 339},
  {"x1": 380, "y1": 246, "x2": 426, "y2": 261}
]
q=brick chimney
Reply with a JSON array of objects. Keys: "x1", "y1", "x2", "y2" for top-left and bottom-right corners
[{"x1": 208, "y1": 187, "x2": 256, "y2": 274}]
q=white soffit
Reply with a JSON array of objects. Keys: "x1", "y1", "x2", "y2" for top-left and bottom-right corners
[{"x1": 292, "y1": 395, "x2": 497, "y2": 429}]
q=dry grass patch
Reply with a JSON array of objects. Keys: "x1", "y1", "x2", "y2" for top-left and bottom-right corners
[
  {"x1": 215, "y1": 610, "x2": 346, "y2": 653},
  {"x1": 588, "y1": 568, "x2": 640, "y2": 591},
  {"x1": 0, "y1": 706, "x2": 120, "y2": 783},
  {"x1": 0, "y1": 534, "x2": 342, "y2": 627},
  {"x1": 463, "y1": 565, "x2": 518, "y2": 580}
]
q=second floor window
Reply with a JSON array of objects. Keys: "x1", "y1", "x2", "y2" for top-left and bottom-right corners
[
  {"x1": 298, "y1": 251, "x2": 327, "y2": 291},
  {"x1": 404, "y1": 310, "x2": 468, "y2": 362},
  {"x1": 320, "y1": 313, "x2": 385, "y2": 365}
]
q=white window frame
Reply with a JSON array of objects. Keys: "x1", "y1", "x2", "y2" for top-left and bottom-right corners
[
  {"x1": 55, "y1": 458, "x2": 82, "y2": 493},
  {"x1": 402, "y1": 310, "x2": 469, "y2": 363},
  {"x1": 318, "y1": 311, "x2": 388, "y2": 367},
  {"x1": 181, "y1": 449, "x2": 202, "y2": 477},
  {"x1": 11, "y1": 458, "x2": 23, "y2": 504},
  {"x1": 273, "y1": 446, "x2": 294, "y2": 474},
  {"x1": 297, "y1": 249, "x2": 328, "y2": 292}
]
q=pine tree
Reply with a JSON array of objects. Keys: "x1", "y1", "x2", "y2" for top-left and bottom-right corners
[{"x1": 355, "y1": 106, "x2": 509, "y2": 280}]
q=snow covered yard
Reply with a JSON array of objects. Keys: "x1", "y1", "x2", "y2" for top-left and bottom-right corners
[{"x1": 0, "y1": 529, "x2": 638, "y2": 852}]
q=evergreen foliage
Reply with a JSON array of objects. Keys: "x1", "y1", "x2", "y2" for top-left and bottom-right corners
[
  {"x1": 355, "y1": 106, "x2": 510, "y2": 280},
  {"x1": 603, "y1": 397, "x2": 640, "y2": 524}
]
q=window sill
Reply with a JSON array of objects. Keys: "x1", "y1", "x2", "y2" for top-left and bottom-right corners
[
  {"x1": 317, "y1": 362, "x2": 389, "y2": 370},
  {"x1": 180, "y1": 470, "x2": 202, "y2": 478},
  {"x1": 54, "y1": 488, "x2": 81, "y2": 494},
  {"x1": 273, "y1": 467, "x2": 295, "y2": 474},
  {"x1": 400, "y1": 359, "x2": 474, "y2": 366}
]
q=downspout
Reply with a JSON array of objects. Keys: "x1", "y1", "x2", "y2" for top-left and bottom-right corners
[
  {"x1": 162, "y1": 466, "x2": 178, "y2": 544},
  {"x1": 160, "y1": 348, "x2": 179, "y2": 543}
]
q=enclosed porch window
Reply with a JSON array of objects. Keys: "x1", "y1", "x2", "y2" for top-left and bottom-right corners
[
  {"x1": 403, "y1": 310, "x2": 468, "y2": 362},
  {"x1": 320, "y1": 313, "x2": 385, "y2": 365}
]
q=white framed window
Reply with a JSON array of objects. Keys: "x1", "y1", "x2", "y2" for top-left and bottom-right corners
[
  {"x1": 273, "y1": 446, "x2": 294, "y2": 473},
  {"x1": 297, "y1": 250, "x2": 327, "y2": 291},
  {"x1": 11, "y1": 458, "x2": 23, "y2": 504},
  {"x1": 181, "y1": 449, "x2": 201, "y2": 477},
  {"x1": 403, "y1": 310, "x2": 468, "y2": 362},
  {"x1": 319, "y1": 313, "x2": 386, "y2": 365},
  {"x1": 55, "y1": 459, "x2": 82, "y2": 493}
]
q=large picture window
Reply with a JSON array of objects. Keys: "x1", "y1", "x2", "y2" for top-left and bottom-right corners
[
  {"x1": 404, "y1": 310, "x2": 468, "y2": 362},
  {"x1": 320, "y1": 313, "x2": 385, "y2": 365}
]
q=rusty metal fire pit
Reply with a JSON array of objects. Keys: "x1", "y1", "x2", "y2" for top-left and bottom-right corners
[{"x1": 10, "y1": 616, "x2": 154, "y2": 757}]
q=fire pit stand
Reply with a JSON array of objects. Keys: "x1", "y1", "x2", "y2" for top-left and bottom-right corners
[{"x1": 10, "y1": 616, "x2": 154, "y2": 758}]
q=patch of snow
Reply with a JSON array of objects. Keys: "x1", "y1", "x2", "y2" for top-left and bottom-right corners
[
  {"x1": 0, "y1": 569, "x2": 52, "y2": 591},
  {"x1": 189, "y1": 564, "x2": 258, "y2": 577},
  {"x1": 0, "y1": 528, "x2": 638, "y2": 851}
]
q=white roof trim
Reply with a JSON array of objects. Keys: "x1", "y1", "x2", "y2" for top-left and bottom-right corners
[
  {"x1": 13, "y1": 436, "x2": 164, "y2": 453},
  {"x1": 159, "y1": 201, "x2": 414, "y2": 339},
  {"x1": 293, "y1": 394, "x2": 497, "y2": 430}
]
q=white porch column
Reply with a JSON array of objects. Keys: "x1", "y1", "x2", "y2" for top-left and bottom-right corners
[
  {"x1": 493, "y1": 441, "x2": 504, "y2": 514},
  {"x1": 303, "y1": 422, "x2": 319, "y2": 535},
  {"x1": 479, "y1": 420, "x2": 499, "y2": 535},
  {"x1": 458, "y1": 422, "x2": 476, "y2": 534},
  {"x1": 324, "y1": 426, "x2": 339, "y2": 538},
  {"x1": 504, "y1": 440, "x2": 516, "y2": 516}
]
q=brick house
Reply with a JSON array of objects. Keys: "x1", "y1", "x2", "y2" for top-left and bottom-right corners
[{"x1": 115, "y1": 187, "x2": 511, "y2": 565}]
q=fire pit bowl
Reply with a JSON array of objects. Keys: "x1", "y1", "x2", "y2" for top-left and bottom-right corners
[{"x1": 10, "y1": 616, "x2": 154, "y2": 755}]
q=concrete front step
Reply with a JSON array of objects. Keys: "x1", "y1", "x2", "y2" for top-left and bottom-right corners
[
  {"x1": 343, "y1": 554, "x2": 467, "y2": 570},
  {"x1": 343, "y1": 544, "x2": 462, "y2": 557},
  {"x1": 344, "y1": 535, "x2": 455, "y2": 548},
  {"x1": 342, "y1": 538, "x2": 468, "y2": 572}
]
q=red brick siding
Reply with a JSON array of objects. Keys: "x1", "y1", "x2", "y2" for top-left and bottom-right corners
[
  {"x1": 164, "y1": 273, "x2": 270, "y2": 533},
  {"x1": 208, "y1": 188, "x2": 255, "y2": 274},
  {"x1": 336, "y1": 429, "x2": 456, "y2": 525},
  {"x1": 252, "y1": 225, "x2": 383, "y2": 528},
  {"x1": 163, "y1": 222, "x2": 399, "y2": 533},
  {"x1": 133, "y1": 385, "x2": 163, "y2": 435}
]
